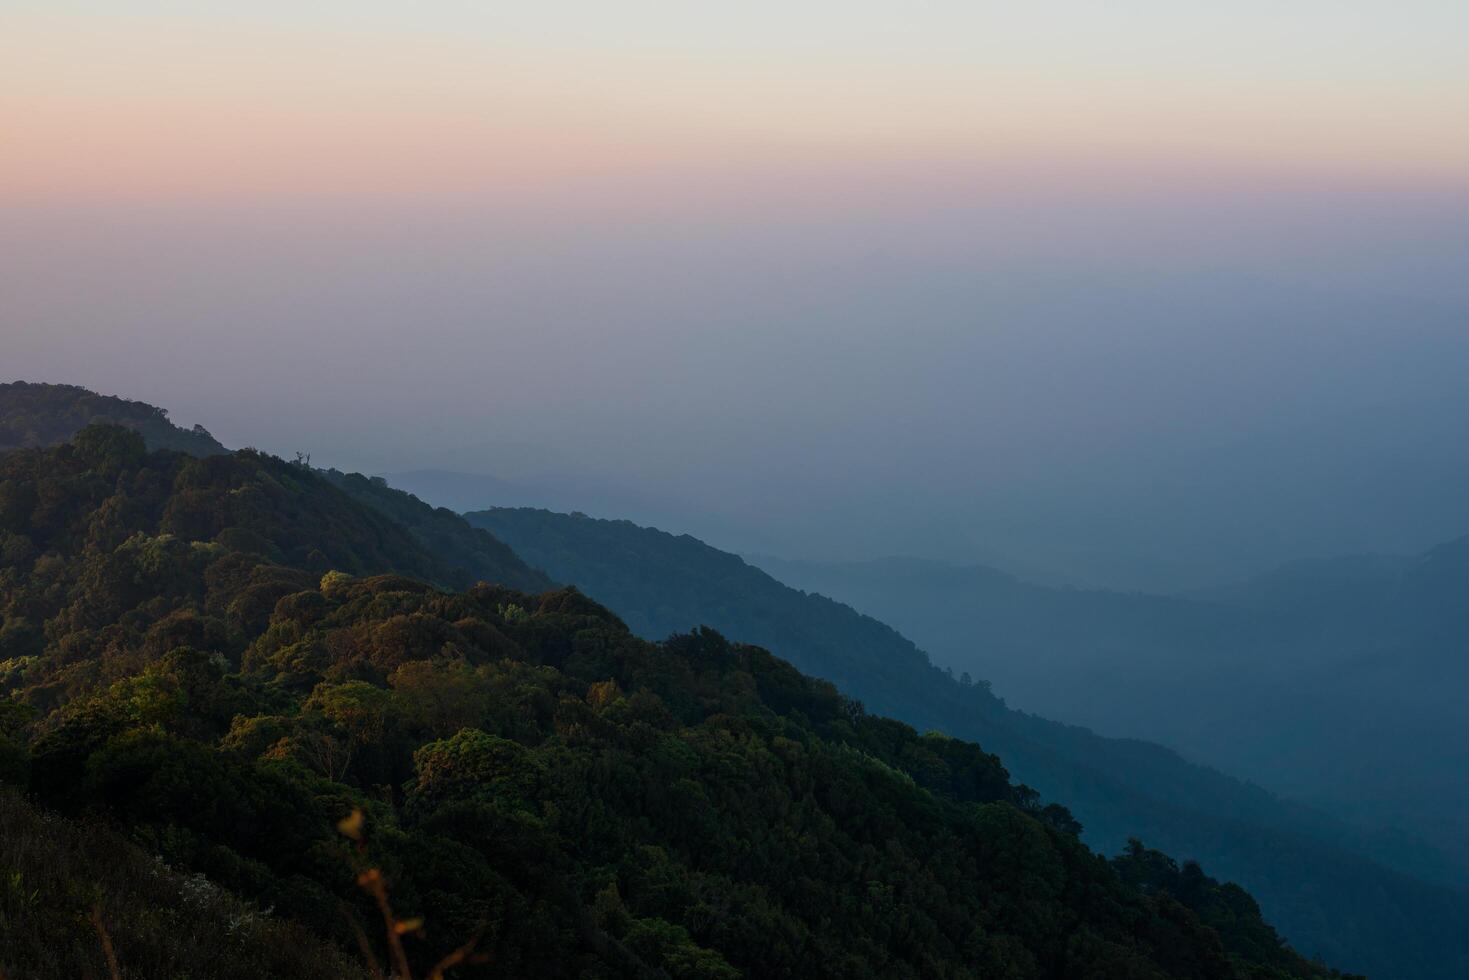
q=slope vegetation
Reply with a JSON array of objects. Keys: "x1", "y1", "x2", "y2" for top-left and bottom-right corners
[
  {"x1": 0, "y1": 382, "x2": 553, "y2": 596},
  {"x1": 0, "y1": 380, "x2": 228, "y2": 457},
  {"x1": 469, "y1": 506, "x2": 1469, "y2": 980},
  {"x1": 0, "y1": 787, "x2": 363, "y2": 979},
  {"x1": 0, "y1": 432, "x2": 1351, "y2": 979}
]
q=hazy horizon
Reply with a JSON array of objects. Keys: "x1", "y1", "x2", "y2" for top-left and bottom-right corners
[
  {"x1": 10, "y1": 8, "x2": 1469, "y2": 978},
  {"x1": 6, "y1": 2, "x2": 1468, "y2": 590}
]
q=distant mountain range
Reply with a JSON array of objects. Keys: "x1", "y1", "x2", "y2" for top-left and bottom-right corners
[
  {"x1": 381, "y1": 467, "x2": 717, "y2": 540},
  {"x1": 0, "y1": 413, "x2": 1371, "y2": 978},
  {"x1": 5, "y1": 380, "x2": 1467, "y2": 977},
  {"x1": 748, "y1": 547, "x2": 1469, "y2": 872},
  {"x1": 468, "y1": 506, "x2": 1469, "y2": 978}
]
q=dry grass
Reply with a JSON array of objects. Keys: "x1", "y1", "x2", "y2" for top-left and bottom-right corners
[
  {"x1": 0, "y1": 791, "x2": 491, "y2": 979},
  {"x1": 0, "y1": 788, "x2": 366, "y2": 979},
  {"x1": 90, "y1": 905, "x2": 122, "y2": 980},
  {"x1": 336, "y1": 808, "x2": 490, "y2": 980}
]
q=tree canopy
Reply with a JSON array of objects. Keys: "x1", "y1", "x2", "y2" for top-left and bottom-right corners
[{"x1": 0, "y1": 433, "x2": 1359, "y2": 978}]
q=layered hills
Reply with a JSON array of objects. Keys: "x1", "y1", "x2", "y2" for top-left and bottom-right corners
[
  {"x1": 749, "y1": 548, "x2": 1469, "y2": 874},
  {"x1": 0, "y1": 420, "x2": 1356, "y2": 977},
  {"x1": 469, "y1": 507, "x2": 1469, "y2": 979}
]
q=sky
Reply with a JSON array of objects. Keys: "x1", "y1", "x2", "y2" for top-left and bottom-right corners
[{"x1": 4, "y1": 2, "x2": 1469, "y2": 589}]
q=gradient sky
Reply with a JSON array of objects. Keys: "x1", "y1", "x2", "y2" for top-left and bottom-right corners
[
  {"x1": 4, "y1": 2, "x2": 1469, "y2": 588},
  {"x1": 7, "y1": 2, "x2": 1469, "y2": 199}
]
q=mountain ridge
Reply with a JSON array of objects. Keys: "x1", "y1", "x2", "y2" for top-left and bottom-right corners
[
  {"x1": 470, "y1": 505, "x2": 1469, "y2": 978},
  {"x1": 0, "y1": 426, "x2": 1357, "y2": 978},
  {"x1": 748, "y1": 543, "x2": 1469, "y2": 872},
  {"x1": 1, "y1": 379, "x2": 1454, "y2": 976}
]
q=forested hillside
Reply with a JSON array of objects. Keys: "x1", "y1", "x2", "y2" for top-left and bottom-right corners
[
  {"x1": 0, "y1": 383, "x2": 554, "y2": 597},
  {"x1": 317, "y1": 468, "x2": 556, "y2": 596},
  {"x1": 0, "y1": 430, "x2": 1354, "y2": 978},
  {"x1": 469, "y1": 507, "x2": 1469, "y2": 980},
  {"x1": 0, "y1": 381, "x2": 228, "y2": 457}
]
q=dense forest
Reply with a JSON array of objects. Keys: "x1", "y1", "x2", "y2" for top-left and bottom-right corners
[
  {"x1": 0, "y1": 379, "x2": 1363, "y2": 975},
  {"x1": 469, "y1": 507, "x2": 1469, "y2": 980},
  {"x1": 0, "y1": 382, "x2": 553, "y2": 598},
  {"x1": 0, "y1": 426, "x2": 1361, "y2": 978},
  {"x1": 0, "y1": 381, "x2": 228, "y2": 458},
  {"x1": 315, "y1": 468, "x2": 556, "y2": 596}
]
